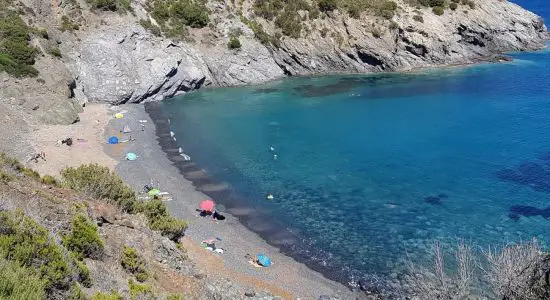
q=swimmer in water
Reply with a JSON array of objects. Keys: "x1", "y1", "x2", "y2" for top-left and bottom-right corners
[
  {"x1": 266, "y1": 194, "x2": 274, "y2": 200},
  {"x1": 273, "y1": 154, "x2": 278, "y2": 160},
  {"x1": 269, "y1": 146, "x2": 275, "y2": 152}
]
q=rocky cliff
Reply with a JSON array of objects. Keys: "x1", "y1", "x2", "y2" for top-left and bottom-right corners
[{"x1": 0, "y1": 0, "x2": 548, "y2": 129}]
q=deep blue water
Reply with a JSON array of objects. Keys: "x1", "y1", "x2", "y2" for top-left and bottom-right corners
[{"x1": 158, "y1": 2, "x2": 549, "y2": 293}]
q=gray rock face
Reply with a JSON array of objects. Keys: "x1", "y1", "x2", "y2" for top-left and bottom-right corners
[
  {"x1": 59, "y1": 0, "x2": 547, "y2": 105},
  {"x1": 67, "y1": 23, "x2": 210, "y2": 104}
]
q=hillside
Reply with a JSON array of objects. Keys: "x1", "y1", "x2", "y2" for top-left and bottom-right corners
[
  {"x1": 0, "y1": 155, "x2": 291, "y2": 299},
  {"x1": 0, "y1": 0, "x2": 547, "y2": 146}
]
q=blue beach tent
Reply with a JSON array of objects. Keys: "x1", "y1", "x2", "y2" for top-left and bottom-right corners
[
  {"x1": 108, "y1": 136, "x2": 119, "y2": 144},
  {"x1": 257, "y1": 254, "x2": 271, "y2": 267}
]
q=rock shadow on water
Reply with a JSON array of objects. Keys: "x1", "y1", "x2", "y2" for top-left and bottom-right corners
[
  {"x1": 292, "y1": 82, "x2": 356, "y2": 98},
  {"x1": 424, "y1": 194, "x2": 446, "y2": 205},
  {"x1": 508, "y1": 205, "x2": 550, "y2": 221},
  {"x1": 496, "y1": 161, "x2": 550, "y2": 193}
]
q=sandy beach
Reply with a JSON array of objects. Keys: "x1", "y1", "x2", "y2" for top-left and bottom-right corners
[
  {"x1": 22, "y1": 102, "x2": 359, "y2": 299},
  {"x1": 27, "y1": 103, "x2": 117, "y2": 176},
  {"x1": 100, "y1": 104, "x2": 358, "y2": 299}
]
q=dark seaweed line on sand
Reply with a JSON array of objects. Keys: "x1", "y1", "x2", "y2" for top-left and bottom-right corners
[{"x1": 144, "y1": 102, "x2": 393, "y2": 295}]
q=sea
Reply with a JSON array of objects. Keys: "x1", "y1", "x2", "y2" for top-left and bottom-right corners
[{"x1": 153, "y1": 0, "x2": 549, "y2": 295}]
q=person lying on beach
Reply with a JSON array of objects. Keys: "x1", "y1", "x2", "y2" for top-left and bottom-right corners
[
  {"x1": 212, "y1": 211, "x2": 226, "y2": 221},
  {"x1": 28, "y1": 152, "x2": 46, "y2": 163}
]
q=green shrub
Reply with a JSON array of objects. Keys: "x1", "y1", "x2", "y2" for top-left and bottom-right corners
[
  {"x1": 48, "y1": 46, "x2": 62, "y2": 58},
  {"x1": 0, "y1": 170, "x2": 14, "y2": 183},
  {"x1": 227, "y1": 36, "x2": 241, "y2": 49},
  {"x1": 69, "y1": 283, "x2": 86, "y2": 300},
  {"x1": 61, "y1": 164, "x2": 137, "y2": 213},
  {"x1": 412, "y1": 14, "x2": 424, "y2": 22},
  {"x1": 432, "y1": 6, "x2": 444, "y2": 15},
  {"x1": 70, "y1": 253, "x2": 92, "y2": 287},
  {"x1": 60, "y1": 15, "x2": 80, "y2": 32},
  {"x1": 139, "y1": 19, "x2": 162, "y2": 36},
  {"x1": 63, "y1": 215, "x2": 104, "y2": 260},
  {"x1": 0, "y1": 258, "x2": 47, "y2": 299},
  {"x1": 0, "y1": 9, "x2": 39, "y2": 77},
  {"x1": 33, "y1": 27, "x2": 49, "y2": 39},
  {"x1": 275, "y1": 7, "x2": 302, "y2": 38},
  {"x1": 41, "y1": 175, "x2": 58, "y2": 186},
  {"x1": 128, "y1": 279, "x2": 154, "y2": 300},
  {"x1": 0, "y1": 210, "x2": 71, "y2": 292},
  {"x1": 140, "y1": 199, "x2": 187, "y2": 241},
  {"x1": 449, "y1": 2, "x2": 458, "y2": 10},
  {"x1": 167, "y1": 294, "x2": 184, "y2": 300},
  {"x1": 22, "y1": 167, "x2": 40, "y2": 179},
  {"x1": 419, "y1": 0, "x2": 444, "y2": 7},
  {"x1": 121, "y1": 246, "x2": 148, "y2": 282},
  {"x1": 318, "y1": 0, "x2": 337, "y2": 12},
  {"x1": 89, "y1": 291, "x2": 123, "y2": 300},
  {"x1": 86, "y1": 0, "x2": 131, "y2": 12}
]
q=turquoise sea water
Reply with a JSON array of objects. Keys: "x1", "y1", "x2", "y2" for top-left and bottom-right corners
[{"x1": 157, "y1": 2, "x2": 549, "y2": 293}]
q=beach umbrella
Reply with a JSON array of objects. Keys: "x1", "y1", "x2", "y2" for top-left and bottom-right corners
[
  {"x1": 148, "y1": 188, "x2": 161, "y2": 196},
  {"x1": 108, "y1": 136, "x2": 119, "y2": 144},
  {"x1": 126, "y1": 152, "x2": 137, "y2": 161},
  {"x1": 257, "y1": 254, "x2": 271, "y2": 267},
  {"x1": 115, "y1": 113, "x2": 124, "y2": 119},
  {"x1": 199, "y1": 200, "x2": 215, "y2": 212},
  {"x1": 122, "y1": 125, "x2": 132, "y2": 133}
]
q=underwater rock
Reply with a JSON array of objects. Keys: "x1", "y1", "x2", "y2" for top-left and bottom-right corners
[
  {"x1": 425, "y1": 196, "x2": 442, "y2": 205},
  {"x1": 509, "y1": 205, "x2": 550, "y2": 219}
]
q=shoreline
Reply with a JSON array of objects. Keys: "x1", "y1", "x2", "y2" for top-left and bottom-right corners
[{"x1": 102, "y1": 104, "x2": 359, "y2": 299}]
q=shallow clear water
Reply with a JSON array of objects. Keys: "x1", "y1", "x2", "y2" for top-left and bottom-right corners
[{"x1": 158, "y1": 2, "x2": 550, "y2": 292}]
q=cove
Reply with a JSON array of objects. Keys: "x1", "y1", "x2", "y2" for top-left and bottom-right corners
[{"x1": 152, "y1": 43, "x2": 550, "y2": 294}]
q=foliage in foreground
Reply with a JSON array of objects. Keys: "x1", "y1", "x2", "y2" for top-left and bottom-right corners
[
  {"x1": 61, "y1": 164, "x2": 138, "y2": 213},
  {"x1": 121, "y1": 246, "x2": 149, "y2": 282},
  {"x1": 405, "y1": 239, "x2": 550, "y2": 300},
  {"x1": 61, "y1": 164, "x2": 188, "y2": 241},
  {"x1": 0, "y1": 9, "x2": 38, "y2": 77},
  {"x1": 0, "y1": 257, "x2": 47, "y2": 299},
  {"x1": 64, "y1": 214, "x2": 105, "y2": 260},
  {"x1": 0, "y1": 210, "x2": 72, "y2": 294}
]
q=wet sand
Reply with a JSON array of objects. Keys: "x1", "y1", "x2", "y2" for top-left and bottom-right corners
[{"x1": 103, "y1": 104, "x2": 358, "y2": 300}]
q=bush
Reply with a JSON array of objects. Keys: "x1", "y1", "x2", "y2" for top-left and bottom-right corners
[
  {"x1": 70, "y1": 253, "x2": 92, "y2": 288},
  {"x1": 86, "y1": 0, "x2": 131, "y2": 12},
  {"x1": 318, "y1": 0, "x2": 337, "y2": 12},
  {"x1": 432, "y1": 6, "x2": 444, "y2": 15},
  {"x1": 41, "y1": 175, "x2": 58, "y2": 186},
  {"x1": 168, "y1": 0, "x2": 209, "y2": 28},
  {"x1": 0, "y1": 258, "x2": 47, "y2": 299},
  {"x1": 60, "y1": 15, "x2": 80, "y2": 32},
  {"x1": 405, "y1": 240, "x2": 474, "y2": 299},
  {"x1": 227, "y1": 36, "x2": 241, "y2": 49},
  {"x1": 167, "y1": 294, "x2": 184, "y2": 300},
  {"x1": 48, "y1": 46, "x2": 62, "y2": 58},
  {"x1": 61, "y1": 164, "x2": 137, "y2": 213},
  {"x1": 63, "y1": 215, "x2": 104, "y2": 260},
  {"x1": 0, "y1": 210, "x2": 71, "y2": 292},
  {"x1": 0, "y1": 9, "x2": 39, "y2": 77},
  {"x1": 449, "y1": 2, "x2": 458, "y2": 10},
  {"x1": 483, "y1": 239, "x2": 550, "y2": 299},
  {"x1": 140, "y1": 199, "x2": 187, "y2": 241},
  {"x1": 89, "y1": 291, "x2": 123, "y2": 300},
  {"x1": 275, "y1": 7, "x2": 302, "y2": 38},
  {"x1": 419, "y1": 0, "x2": 444, "y2": 7},
  {"x1": 121, "y1": 246, "x2": 148, "y2": 282},
  {"x1": 139, "y1": 19, "x2": 162, "y2": 36},
  {"x1": 128, "y1": 279, "x2": 154, "y2": 300}
]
